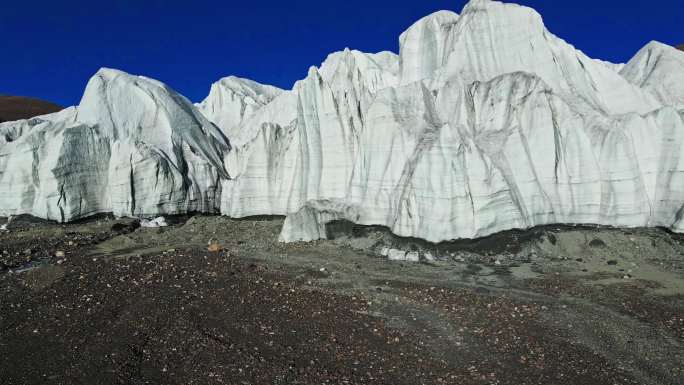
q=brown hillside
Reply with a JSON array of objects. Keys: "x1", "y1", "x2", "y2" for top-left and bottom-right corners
[
  {"x1": 677, "y1": 44, "x2": 684, "y2": 51},
  {"x1": 0, "y1": 95, "x2": 62, "y2": 123}
]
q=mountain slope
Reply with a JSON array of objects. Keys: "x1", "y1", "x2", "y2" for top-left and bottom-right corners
[{"x1": 0, "y1": 96, "x2": 62, "y2": 123}]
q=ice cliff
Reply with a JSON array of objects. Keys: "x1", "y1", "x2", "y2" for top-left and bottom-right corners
[
  {"x1": 0, "y1": 68, "x2": 230, "y2": 220},
  {"x1": 2, "y1": 0, "x2": 684, "y2": 243}
]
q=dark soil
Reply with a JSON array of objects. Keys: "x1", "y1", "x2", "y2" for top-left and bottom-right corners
[
  {"x1": 1, "y1": 215, "x2": 682, "y2": 384},
  {"x1": 0, "y1": 95, "x2": 62, "y2": 123}
]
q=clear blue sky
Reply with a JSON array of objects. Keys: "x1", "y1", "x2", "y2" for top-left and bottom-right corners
[{"x1": 0, "y1": 0, "x2": 680, "y2": 107}]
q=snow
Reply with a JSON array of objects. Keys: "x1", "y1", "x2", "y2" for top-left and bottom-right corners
[
  {"x1": 405, "y1": 252, "x2": 420, "y2": 263},
  {"x1": 387, "y1": 249, "x2": 407, "y2": 262},
  {"x1": 2, "y1": 0, "x2": 684, "y2": 243},
  {"x1": 0, "y1": 216, "x2": 12, "y2": 231},
  {"x1": 385, "y1": 249, "x2": 421, "y2": 262},
  {"x1": 140, "y1": 216, "x2": 168, "y2": 228}
]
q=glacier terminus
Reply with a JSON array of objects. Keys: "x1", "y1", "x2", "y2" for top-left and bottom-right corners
[{"x1": 1, "y1": 0, "x2": 684, "y2": 244}]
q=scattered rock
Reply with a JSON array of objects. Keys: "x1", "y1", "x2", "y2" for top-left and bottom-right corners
[
  {"x1": 0, "y1": 214, "x2": 682, "y2": 385},
  {"x1": 111, "y1": 220, "x2": 141, "y2": 234},
  {"x1": 207, "y1": 241, "x2": 222, "y2": 253},
  {"x1": 547, "y1": 233, "x2": 557, "y2": 245},
  {"x1": 589, "y1": 238, "x2": 606, "y2": 247}
]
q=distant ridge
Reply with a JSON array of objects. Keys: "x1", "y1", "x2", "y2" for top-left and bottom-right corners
[
  {"x1": 0, "y1": 95, "x2": 62, "y2": 123},
  {"x1": 677, "y1": 44, "x2": 684, "y2": 51}
]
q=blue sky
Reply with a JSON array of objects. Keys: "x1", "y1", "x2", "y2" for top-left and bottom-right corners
[{"x1": 0, "y1": 0, "x2": 680, "y2": 106}]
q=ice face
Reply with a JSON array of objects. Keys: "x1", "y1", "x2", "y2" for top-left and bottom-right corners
[{"x1": 2, "y1": 0, "x2": 684, "y2": 243}]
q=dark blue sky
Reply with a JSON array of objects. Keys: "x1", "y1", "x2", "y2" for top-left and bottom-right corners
[{"x1": 0, "y1": 0, "x2": 680, "y2": 107}]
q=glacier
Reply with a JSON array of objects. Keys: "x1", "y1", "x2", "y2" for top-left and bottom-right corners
[
  {"x1": 2, "y1": 0, "x2": 684, "y2": 244},
  {"x1": 0, "y1": 68, "x2": 230, "y2": 221}
]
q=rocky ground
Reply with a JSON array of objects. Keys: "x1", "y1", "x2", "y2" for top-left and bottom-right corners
[{"x1": 0, "y1": 215, "x2": 682, "y2": 385}]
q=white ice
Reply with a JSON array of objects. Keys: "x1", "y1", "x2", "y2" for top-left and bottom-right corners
[{"x1": 2, "y1": 0, "x2": 684, "y2": 244}]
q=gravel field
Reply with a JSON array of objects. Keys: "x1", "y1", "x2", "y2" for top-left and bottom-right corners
[{"x1": 1, "y1": 215, "x2": 682, "y2": 384}]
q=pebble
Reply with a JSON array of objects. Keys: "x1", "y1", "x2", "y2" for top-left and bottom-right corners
[{"x1": 207, "y1": 242, "x2": 222, "y2": 253}]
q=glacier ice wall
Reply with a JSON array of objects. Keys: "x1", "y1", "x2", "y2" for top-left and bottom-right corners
[
  {"x1": 2, "y1": 0, "x2": 684, "y2": 243},
  {"x1": 0, "y1": 68, "x2": 230, "y2": 221}
]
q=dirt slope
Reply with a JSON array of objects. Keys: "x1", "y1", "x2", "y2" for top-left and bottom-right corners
[{"x1": 0, "y1": 95, "x2": 62, "y2": 123}]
